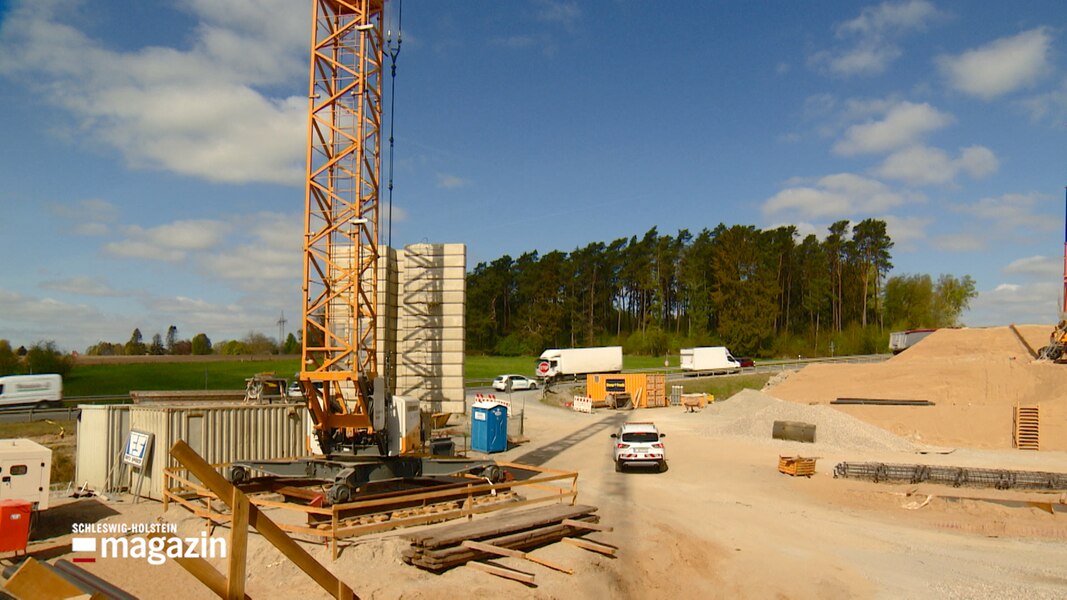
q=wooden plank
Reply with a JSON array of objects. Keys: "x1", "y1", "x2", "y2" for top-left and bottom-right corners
[
  {"x1": 3, "y1": 557, "x2": 86, "y2": 600},
  {"x1": 147, "y1": 533, "x2": 251, "y2": 600},
  {"x1": 461, "y1": 540, "x2": 573, "y2": 574},
  {"x1": 466, "y1": 561, "x2": 536, "y2": 584},
  {"x1": 408, "y1": 503, "x2": 598, "y2": 548},
  {"x1": 228, "y1": 488, "x2": 249, "y2": 600},
  {"x1": 561, "y1": 518, "x2": 613, "y2": 532},
  {"x1": 563, "y1": 537, "x2": 617, "y2": 557},
  {"x1": 170, "y1": 440, "x2": 356, "y2": 600},
  {"x1": 415, "y1": 518, "x2": 598, "y2": 567}
]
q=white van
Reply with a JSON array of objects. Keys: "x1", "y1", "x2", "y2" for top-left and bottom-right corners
[{"x1": 0, "y1": 374, "x2": 63, "y2": 408}]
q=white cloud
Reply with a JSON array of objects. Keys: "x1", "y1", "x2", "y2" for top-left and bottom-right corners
[
  {"x1": 835, "y1": 0, "x2": 940, "y2": 36},
  {"x1": 104, "y1": 219, "x2": 231, "y2": 261},
  {"x1": 834, "y1": 101, "x2": 954, "y2": 155},
  {"x1": 874, "y1": 144, "x2": 998, "y2": 186},
  {"x1": 762, "y1": 173, "x2": 924, "y2": 220},
  {"x1": 0, "y1": 289, "x2": 121, "y2": 351},
  {"x1": 812, "y1": 0, "x2": 942, "y2": 77},
  {"x1": 964, "y1": 280, "x2": 1059, "y2": 327},
  {"x1": 1020, "y1": 77, "x2": 1067, "y2": 124},
  {"x1": 879, "y1": 214, "x2": 930, "y2": 250},
  {"x1": 40, "y1": 276, "x2": 120, "y2": 297},
  {"x1": 934, "y1": 232, "x2": 985, "y2": 252},
  {"x1": 533, "y1": 0, "x2": 582, "y2": 29},
  {"x1": 199, "y1": 212, "x2": 301, "y2": 294},
  {"x1": 1002, "y1": 255, "x2": 1061, "y2": 279},
  {"x1": 0, "y1": 1, "x2": 308, "y2": 184},
  {"x1": 437, "y1": 173, "x2": 469, "y2": 189},
  {"x1": 937, "y1": 28, "x2": 1052, "y2": 100},
  {"x1": 816, "y1": 44, "x2": 902, "y2": 77},
  {"x1": 953, "y1": 192, "x2": 1056, "y2": 232}
]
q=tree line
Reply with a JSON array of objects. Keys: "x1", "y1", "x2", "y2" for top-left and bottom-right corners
[
  {"x1": 466, "y1": 220, "x2": 977, "y2": 357},
  {"x1": 84, "y1": 327, "x2": 301, "y2": 357}
]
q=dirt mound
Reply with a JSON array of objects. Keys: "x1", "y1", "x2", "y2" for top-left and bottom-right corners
[
  {"x1": 766, "y1": 325, "x2": 1067, "y2": 450},
  {"x1": 705, "y1": 389, "x2": 921, "y2": 453}
]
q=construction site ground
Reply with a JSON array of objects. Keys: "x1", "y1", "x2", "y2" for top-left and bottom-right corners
[{"x1": 18, "y1": 326, "x2": 1067, "y2": 599}]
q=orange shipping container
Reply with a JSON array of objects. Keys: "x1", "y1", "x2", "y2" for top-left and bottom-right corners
[{"x1": 585, "y1": 373, "x2": 667, "y2": 408}]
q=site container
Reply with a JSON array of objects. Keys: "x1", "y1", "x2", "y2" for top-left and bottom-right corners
[
  {"x1": 76, "y1": 404, "x2": 131, "y2": 494},
  {"x1": 127, "y1": 402, "x2": 309, "y2": 500},
  {"x1": 585, "y1": 373, "x2": 667, "y2": 408}
]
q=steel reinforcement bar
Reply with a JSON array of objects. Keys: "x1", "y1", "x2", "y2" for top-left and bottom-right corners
[{"x1": 833, "y1": 461, "x2": 1067, "y2": 491}]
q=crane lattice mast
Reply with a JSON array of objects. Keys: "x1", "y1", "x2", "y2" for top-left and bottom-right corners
[{"x1": 300, "y1": 0, "x2": 384, "y2": 448}]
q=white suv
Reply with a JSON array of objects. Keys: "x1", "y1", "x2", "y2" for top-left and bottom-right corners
[{"x1": 611, "y1": 422, "x2": 667, "y2": 472}]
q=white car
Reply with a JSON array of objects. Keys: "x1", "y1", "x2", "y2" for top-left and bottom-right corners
[
  {"x1": 492, "y1": 374, "x2": 538, "y2": 392},
  {"x1": 286, "y1": 381, "x2": 303, "y2": 399},
  {"x1": 611, "y1": 422, "x2": 667, "y2": 472}
]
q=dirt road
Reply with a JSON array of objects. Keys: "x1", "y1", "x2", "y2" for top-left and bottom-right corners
[{"x1": 25, "y1": 387, "x2": 1067, "y2": 599}]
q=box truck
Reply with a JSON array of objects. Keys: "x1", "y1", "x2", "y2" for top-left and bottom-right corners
[
  {"x1": 0, "y1": 374, "x2": 62, "y2": 408},
  {"x1": 889, "y1": 329, "x2": 936, "y2": 354},
  {"x1": 536, "y1": 346, "x2": 623, "y2": 381},
  {"x1": 679, "y1": 347, "x2": 741, "y2": 373}
]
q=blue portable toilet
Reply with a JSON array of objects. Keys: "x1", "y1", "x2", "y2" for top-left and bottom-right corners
[{"x1": 471, "y1": 401, "x2": 508, "y2": 453}]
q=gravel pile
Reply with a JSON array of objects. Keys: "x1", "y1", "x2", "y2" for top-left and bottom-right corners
[{"x1": 703, "y1": 388, "x2": 922, "y2": 453}]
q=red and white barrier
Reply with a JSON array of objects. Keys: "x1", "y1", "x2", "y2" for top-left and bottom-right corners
[{"x1": 572, "y1": 396, "x2": 593, "y2": 414}]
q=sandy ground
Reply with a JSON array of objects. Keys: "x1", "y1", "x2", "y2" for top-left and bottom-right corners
[
  {"x1": 16, "y1": 388, "x2": 1067, "y2": 599},
  {"x1": 12, "y1": 326, "x2": 1067, "y2": 598}
]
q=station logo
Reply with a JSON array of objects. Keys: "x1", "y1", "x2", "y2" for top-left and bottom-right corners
[{"x1": 70, "y1": 522, "x2": 227, "y2": 565}]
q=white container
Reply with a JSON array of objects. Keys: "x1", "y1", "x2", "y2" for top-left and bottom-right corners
[
  {"x1": 76, "y1": 404, "x2": 131, "y2": 494},
  {"x1": 128, "y1": 403, "x2": 309, "y2": 500},
  {"x1": 0, "y1": 439, "x2": 52, "y2": 510}
]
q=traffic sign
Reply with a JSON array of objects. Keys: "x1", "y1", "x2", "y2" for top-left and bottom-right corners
[{"x1": 536, "y1": 361, "x2": 550, "y2": 377}]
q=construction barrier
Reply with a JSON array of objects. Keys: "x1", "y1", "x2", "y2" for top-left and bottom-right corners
[{"x1": 572, "y1": 396, "x2": 593, "y2": 414}]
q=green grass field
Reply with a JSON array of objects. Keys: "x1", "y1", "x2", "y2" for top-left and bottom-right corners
[
  {"x1": 65, "y1": 359, "x2": 301, "y2": 396},
  {"x1": 62, "y1": 354, "x2": 690, "y2": 397},
  {"x1": 675, "y1": 373, "x2": 772, "y2": 400}
]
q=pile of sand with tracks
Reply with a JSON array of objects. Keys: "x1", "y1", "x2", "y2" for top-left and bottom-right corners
[{"x1": 765, "y1": 325, "x2": 1067, "y2": 450}]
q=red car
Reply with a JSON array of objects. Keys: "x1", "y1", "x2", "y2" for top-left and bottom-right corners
[{"x1": 736, "y1": 357, "x2": 755, "y2": 368}]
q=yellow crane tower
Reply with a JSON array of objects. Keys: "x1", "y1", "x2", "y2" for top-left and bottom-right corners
[{"x1": 300, "y1": 0, "x2": 385, "y2": 454}]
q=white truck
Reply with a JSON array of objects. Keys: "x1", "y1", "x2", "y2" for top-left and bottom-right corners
[
  {"x1": 889, "y1": 329, "x2": 936, "y2": 354},
  {"x1": 536, "y1": 346, "x2": 623, "y2": 382},
  {"x1": 679, "y1": 347, "x2": 741, "y2": 373},
  {"x1": 0, "y1": 374, "x2": 63, "y2": 408}
]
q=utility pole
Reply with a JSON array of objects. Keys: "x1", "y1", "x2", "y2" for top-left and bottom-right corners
[{"x1": 277, "y1": 311, "x2": 287, "y2": 348}]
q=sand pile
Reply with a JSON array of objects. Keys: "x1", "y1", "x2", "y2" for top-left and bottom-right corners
[
  {"x1": 706, "y1": 389, "x2": 921, "y2": 453},
  {"x1": 765, "y1": 325, "x2": 1067, "y2": 450}
]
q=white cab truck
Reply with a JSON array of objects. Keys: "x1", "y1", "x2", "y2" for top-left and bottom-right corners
[
  {"x1": 679, "y1": 347, "x2": 741, "y2": 373},
  {"x1": 889, "y1": 329, "x2": 936, "y2": 354},
  {"x1": 0, "y1": 374, "x2": 62, "y2": 408},
  {"x1": 536, "y1": 346, "x2": 623, "y2": 381}
]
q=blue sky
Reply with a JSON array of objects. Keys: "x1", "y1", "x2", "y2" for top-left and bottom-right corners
[{"x1": 1, "y1": 0, "x2": 1065, "y2": 352}]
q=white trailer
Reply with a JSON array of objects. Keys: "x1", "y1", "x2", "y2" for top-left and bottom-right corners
[
  {"x1": 0, "y1": 439, "x2": 52, "y2": 510},
  {"x1": 679, "y1": 347, "x2": 741, "y2": 373},
  {"x1": 536, "y1": 346, "x2": 623, "y2": 381},
  {"x1": 0, "y1": 374, "x2": 62, "y2": 408},
  {"x1": 889, "y1": 329, "x2": 936, "y2": 354}
]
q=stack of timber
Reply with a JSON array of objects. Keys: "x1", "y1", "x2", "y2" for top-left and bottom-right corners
[{"x1": 402, "y1": 503, "x2": 610, "y2": 573}]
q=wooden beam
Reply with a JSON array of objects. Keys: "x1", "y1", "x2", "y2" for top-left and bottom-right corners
[
  {"x1": 562, "y1": 519, "x2": 613, "y2": 532},
  {"x1": 147, "y1": 533, "x2": 251, "y2": 600},
  {"x1": 2, "y1": 557, "x2": 87, "y2": 600},
  {"x1": 563, "y1": 537, "x2": 617, "y2": 557},
  {"x1": 466, "y1": 561, "x2": 536, "y2": 584},
  {"x1": 170, "y1": 440, "x2": 356, "y2": 600},
  {"x1": 228, "y1": 488, "x2": 249, "y2": 600},
  {"x1": 461, "y1": 540, "x2": 573, "y2": 574}
]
